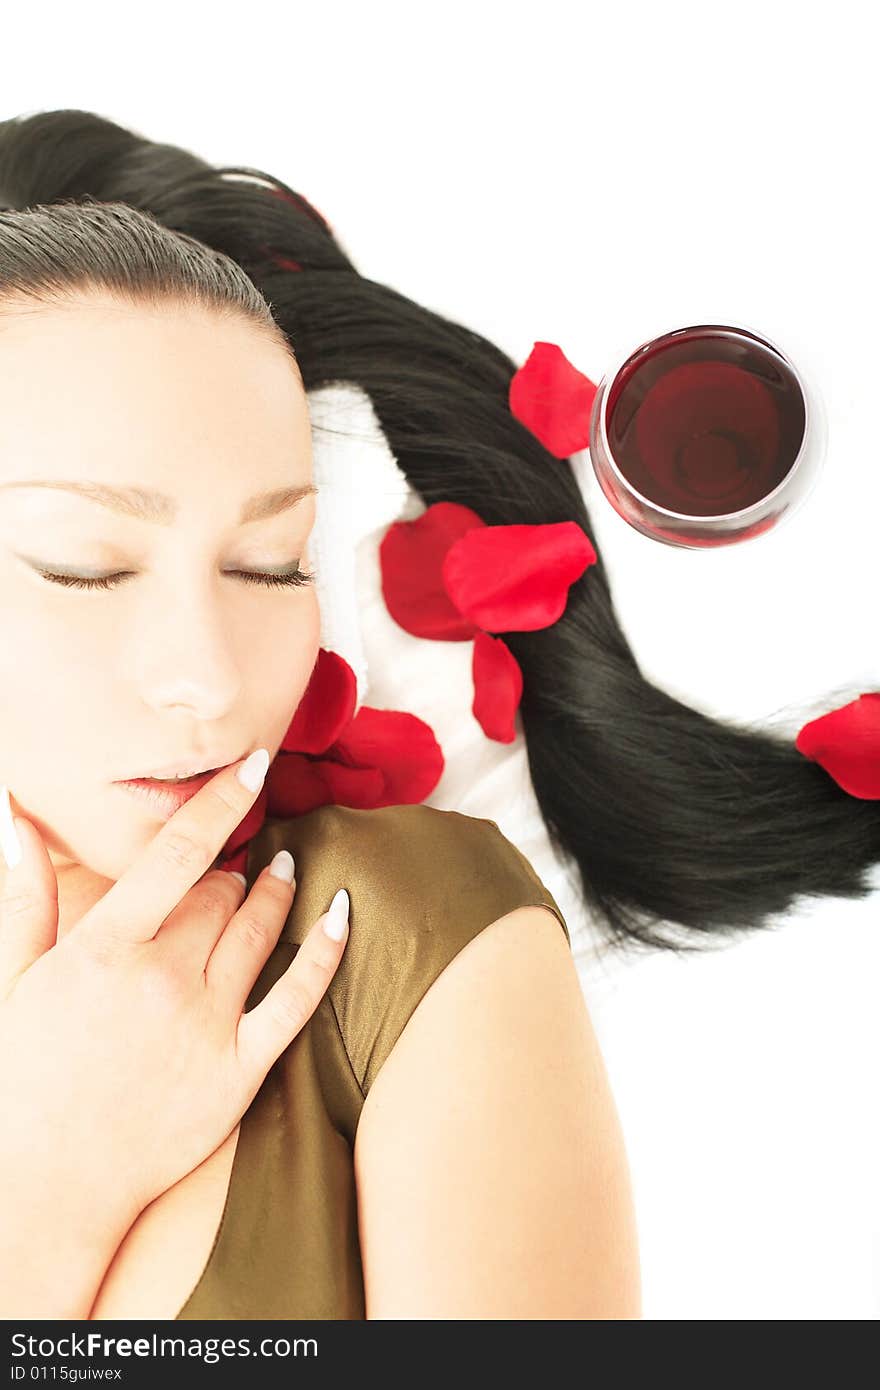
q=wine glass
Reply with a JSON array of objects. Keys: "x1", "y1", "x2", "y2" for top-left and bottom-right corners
[{"x1": 587, "y1": 319, "x2": 827, "y2": 549}]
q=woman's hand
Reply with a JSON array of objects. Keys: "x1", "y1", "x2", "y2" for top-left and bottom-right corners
[{"x1": 0, "y1": 750, "x2": 350, "y2": 1227}]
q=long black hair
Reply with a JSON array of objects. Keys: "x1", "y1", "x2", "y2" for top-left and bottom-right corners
[{"x1": 1, "y1": 108, "x2": 876, "y2": 956}]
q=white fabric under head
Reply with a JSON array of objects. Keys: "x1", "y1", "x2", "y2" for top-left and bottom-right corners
[
  {"x1": 305, "y1": 380, "x2": 604, "y2": 980},
  {"x1": 306, "y1": 383, "x2": 417, "y2": 714}
]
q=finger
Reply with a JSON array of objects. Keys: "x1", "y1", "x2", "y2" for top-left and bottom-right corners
[
  {"x1": 71, "y1": 749, "x2": 271, "y2": 948},
  {"x1": 235, "y1": 888, "x2": 349, "y2": 1083},
  {"x1": 204, "y1": 851, "x2": 297, "y2": 1012},
  {"x1": 159, "y1": 867, "x2": 249, "y2": 961},
  {"x1": 0, "y1": 791, "x2": 60, "y2": 995}
]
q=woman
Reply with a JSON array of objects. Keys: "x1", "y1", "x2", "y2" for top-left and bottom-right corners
[{"x1": 0, "y1": 109, "x2": 641, "y2": 1319}]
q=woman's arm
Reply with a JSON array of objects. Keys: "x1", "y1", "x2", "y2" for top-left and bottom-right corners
[
  {"x1": 0, "y1": 1154, "x2": 136, "y2": 1319},
  {"x1": 352, "y1": 904, "x2": 642, "y2": 1319}
]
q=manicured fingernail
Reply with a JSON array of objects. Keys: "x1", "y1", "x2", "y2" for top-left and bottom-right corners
[
  {"x1": 237, "y1": 748, "x2": 270, "y2": 793},
  {"x1": 229, "y1": 872, "x2": 247, "y2": 889},
  {"x1": 0, "y1": 785, "x2": 23, "y2": 871},
  {"x1": 268, "y1": 849, "x2": 295, "y2": 884},
  {"x1": 323, "y1": 887, "x2": 349, "y2": 940}
]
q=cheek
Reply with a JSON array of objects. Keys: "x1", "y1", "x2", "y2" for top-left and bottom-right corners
[
  {"x1": 0, "y1": 614, "x2": 104, "y2": 813},
  {"x1": 0, "y1": 590, "x2": 103, "y2": 729},
  {"x1": 295, "y1": 587, "x2": 322, "y2": 689},
  {"x1": 265, "y1": 587, "x2": 322, "y2": 727},
  {"x1": 1, "y1": 581, "x2": 118, "y2": 668}
]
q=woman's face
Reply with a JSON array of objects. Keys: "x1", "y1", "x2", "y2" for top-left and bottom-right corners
[{"x1": 0, "y1": 292, "x2": 320, "y2": 901}]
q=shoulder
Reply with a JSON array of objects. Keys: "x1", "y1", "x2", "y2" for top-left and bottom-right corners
[
  {"x1": 250, "y1": 809, "x2": 641, "y2": 1316},
  {"x1": 252, "y1": 803, "x2": 571, "y2": 1096},
  {"x1": 345, "y1": 842, "x2": 641, "y2": 1316},
  {"x1": 267, "y1": 801, "x2": 567, "y2": 923}
]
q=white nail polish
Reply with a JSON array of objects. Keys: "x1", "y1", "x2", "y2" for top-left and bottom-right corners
[
  {"x1": 237, "y1": 748, "x2": 270, "y2": 793},
  {"x1": 323, "y1": 887, "x2": 349, "y2": 941},
  {"x1": 0, "y1": 785, "x2": 23, "y2": 871},
  {"x1": 269, "y1": 849, "x2": 295, "y2": 884}
]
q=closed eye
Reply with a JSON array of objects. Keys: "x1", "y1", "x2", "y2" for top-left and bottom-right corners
[{"x1": 35, "y1": 567, "x2": 316, "y2": 592}]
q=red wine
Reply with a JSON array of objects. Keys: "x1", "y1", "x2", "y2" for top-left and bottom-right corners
[{"x1": 603, "y1": 326, "x2": 807, "y2": 518}]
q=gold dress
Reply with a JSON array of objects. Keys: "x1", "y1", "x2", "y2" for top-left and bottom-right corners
[{"x1": 175, "y1": 801, "x2": 571, "y2": 1320}]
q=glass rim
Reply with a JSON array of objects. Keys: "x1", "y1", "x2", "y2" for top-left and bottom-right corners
[{"x1": 594, "y1": 319, "x2": 816, "y2": 524}]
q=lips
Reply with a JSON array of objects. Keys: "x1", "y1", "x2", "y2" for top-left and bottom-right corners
[
  {"x1": 118, "y1": 756, "x2": 241, "y2": 782},
  {"x1": 120, "y1": 768, "x2": 227, "y2": 791},
  {"x1": 140, "y1": 771, "x2": 220, "y2": 785},
  {"x1": 139, "y1": 768, "x2": 223, "y2": 784},
  {"x1": 116, "y1": 768, "x2": 231, "y2": 820}
]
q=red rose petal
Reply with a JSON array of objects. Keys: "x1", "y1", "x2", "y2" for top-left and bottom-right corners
[
  {"x1": 442, "y1": 520, "x2": 597, "y2": 632},
  {"x1": 795, "y1": 692, "x2": 880, "y2": 799},
  {"x1": 331, "y1": 706, "x2": 445, "y2": 806},
  {"x1": 509, "y1": 342, "x2": 597, "y2": 458},
  {"x1": 265, "y1": 706, "x2": 445, "y2": 815},
  {"x1": 267, "y1": 751, "x2": 386, "y2": 816},
  {"x1": 380, "y1": 502, "x2": 484, "y2": 639},
  {"x1": 282, "y1": 648, "x2": 357, "y2": 755},
  {"x1": 472, "y1": 632, "x2": 523, "y2": 743}
]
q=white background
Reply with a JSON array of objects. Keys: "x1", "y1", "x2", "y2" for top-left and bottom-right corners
[{"x1": 4, "y1": 0, "x2": 877, "y2": 1320}]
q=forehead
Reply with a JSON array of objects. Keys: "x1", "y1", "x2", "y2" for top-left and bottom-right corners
[{"x1": 0, "y1": 295, "x2": 312, "y2": 486}]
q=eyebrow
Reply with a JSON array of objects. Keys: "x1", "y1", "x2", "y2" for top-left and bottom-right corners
[{"x1": 0, "y1": 479, "x2": 319, "y2": 525}]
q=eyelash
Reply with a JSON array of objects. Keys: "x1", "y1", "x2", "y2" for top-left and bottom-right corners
[{"x1": 36, "y1": 567, "x2": 316, "y2": 592}]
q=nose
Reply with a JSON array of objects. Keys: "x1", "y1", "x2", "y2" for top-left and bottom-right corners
[{"x1": 132, "y1": 584, "x2": 245, "y2": 721}]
